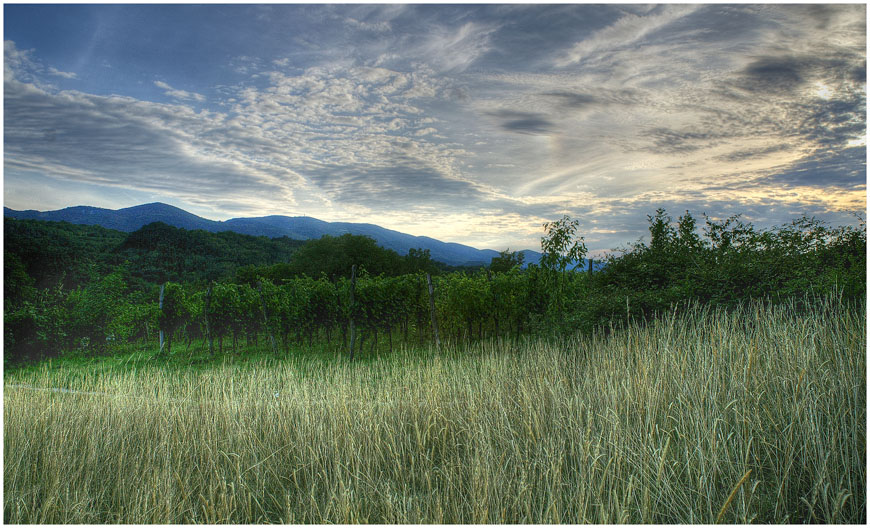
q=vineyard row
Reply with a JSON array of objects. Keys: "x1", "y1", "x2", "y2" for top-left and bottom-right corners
[{"x1": 148, "y1": 268, "x2": 566, "y2": 357}]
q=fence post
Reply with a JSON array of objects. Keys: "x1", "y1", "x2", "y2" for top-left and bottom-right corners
[
  {"x1": 487, "y1": 269, "x2": 499, "y2": 338},
  {"x1": 427, "y1": 273, "x2": 441, "y2": 348},
  {"x1": 257, "y1": 282, "x2": 278, "y2": 356},
  {"x1": 348, "y1": 265, "x2": 357, "y2": 360},
  {"x1": 158, "y1": 283, "x2": 165, "y2": 355},
  {"x1": 204, "y1": 284, "x2": 213, "y2": 356}
]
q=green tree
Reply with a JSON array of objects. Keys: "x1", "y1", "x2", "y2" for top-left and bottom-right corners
[
  {"x1": 157, "y1": 282, "x2": 188, "y2": 355},
  {"x1": 207, "y1": 283, "x2": 241, "y2": 354},
  {"x1": 4, "y1": 283, "x2": 68, "y2": 364},
  {"x1": 288, "y1": 234, "x2": 405, "y2": 280},
  {"x1": 489, "y1": 249, "x2": 525, "y2": 273},
  {"x1": 541, "y1": 216, "x2": 587, "y2": 274},
  {"x1": 539, "y1": 216, "x2": 587, "y2": 333},
  {"x1": 65, "y1": 268, "x2": 129, "y2": 352},
  {"x1": 404, "y1": 247, "x2": 438, "y2": 275}
]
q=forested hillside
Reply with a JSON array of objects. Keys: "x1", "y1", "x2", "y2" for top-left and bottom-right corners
[
  {"x1": 5, "y1": 202, "x2": 533, "y2": 266},
  {"x1": 4, "y1": 218, "x2": 306, "y2": 291}
]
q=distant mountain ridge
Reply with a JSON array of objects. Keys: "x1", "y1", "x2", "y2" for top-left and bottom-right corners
[{"x1": 4, "y1": 202, "x2": 546, "y2": 267}]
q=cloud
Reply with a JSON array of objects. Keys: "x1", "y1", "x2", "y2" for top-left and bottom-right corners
[
  {"x1": 3, "y1": 4, "x2": 866, "y2": 252},
  {"x1": 5, "y1": 69, "x2": 298, "y2": 216},
  {"x1": 541, "y1": 91, "x2": 600, "y2": 109},
  {"x1": 344, "y1": 13, "x2": 499, "y2": 74},
  {"x1": 460, "y1": 5, "x2": 863, "y2": 247},
  {"x1": 737, "y1": 56, "x2": 807, "y2": 93},
  {"x1": 4, "y1": 40, "x2": 69, "y2": 85},
  {"x1": 331, "y1": 4, "x2": 406, "y2": 34},
  {"x1": 758, "y1": 146, "x2": 866, "y2": 189},
  {"x1": 4, "y1": 40, "x2": 36, "y2": 77},
  {"x1": 4, "y1": 43, "x2": 493, "y2": 222},
  {"x1": 731, "y1": 53, "x2": 865, "y2": 97},
  {"x1": 487, "y1": 110, "x2": 554, "y2": 135},
  {"x1": 228, "y1": 55, "x2": 267, "y2": 75},
  {"x1": 302, "y1": 163, "x2": 491, "y2": 211},
  {"x1": 154, "y1": 80, "x2": 206, "y2": 102},
  {"x1": 713, "y1": 144, "x2": 793, "y2": 163},
  {"x1": 343, "y1": 17, "x2": 391, "y2": 33},
  {"x1": 414, "y1": 21, "x2": 498, "y2": 73},
  {"x1": 553, "y1": 4, "x2": 701, "y2": 67},
  {"x1": 47, "y1": 67, "x2": 77, "y2": 79},
  {"x1": 643, "y1": 127, "x2": 730, "y2": 154}
]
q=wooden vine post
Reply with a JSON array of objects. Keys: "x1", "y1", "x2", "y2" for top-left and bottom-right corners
[
  {"x1": 158, "y1": 283, "x2": 165, "y2": 355},
  {"x1": 487, "y1": 269, "x2": 499, "y2": 337},
  {"x1": 426, "y1": 273, "x2": 441, "y2": 348},
  {"x1": 348, "y1": 265, "x2": 357, "y2": 360},
  {"x1": 204, "y1": 284, "x2": 214, "y2": 356},
  {"x1": 257, "y1": 282, "x2": 278, "y2": 356}
]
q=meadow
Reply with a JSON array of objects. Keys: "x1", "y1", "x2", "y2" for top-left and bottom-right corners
[{"x1": 4, "y1": 296, "x2": 865, "y2": 523}]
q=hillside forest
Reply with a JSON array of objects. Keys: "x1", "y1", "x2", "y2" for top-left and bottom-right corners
[{"x1": 3, "y1": 208, "x2": 866, "y2": 364}]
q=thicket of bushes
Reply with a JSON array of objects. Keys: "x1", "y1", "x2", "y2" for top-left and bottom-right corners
[
  {"x1": 4, "y1": 209, "x2": 865, "y2": 364},
  {"x1": 576, "y1": 209, "x2": 866, "y2": 334}
]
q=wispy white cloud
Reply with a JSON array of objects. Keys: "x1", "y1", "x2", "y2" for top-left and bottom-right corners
[
  {"x1": 154, "y1": 80, "x2": 206, "y2": 102},
  {"x1": 47, "y1": 67, "x2": 77, "y2": 79},
  {"x1": 463, "y1": 4, "x2": 865, "y2": 213},
  {"x1": 4, "y1": 40, "x2": 80, "y2": 84},
  {"x1": 553, "y1": 4, "x2": 702, "y2": 68},
  {"x1": 228, "y1": 55, "x2": 266, "y2": 75},
  {"x1": 343, "y1": 17, "x2": 391, "y2": 33},
  {"x1": 414, "y1": 21, "x2": 499, "y2": 73},
  {"x1": 3, "y1": 4, "x2": 866, "y2": 252},
  {"x1": 4, "y1": 40, "x2": 497, "y2": 227}
]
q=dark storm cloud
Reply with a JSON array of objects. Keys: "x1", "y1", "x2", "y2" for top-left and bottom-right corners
[{"x1": 488, "y1": 110, "x2": 554, "y2": 135}]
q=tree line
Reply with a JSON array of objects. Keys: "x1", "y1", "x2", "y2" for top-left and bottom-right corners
[
  {"x1": 4, "y1": 209, "x2": 865, "y2": 364},
  {"x1": 4, "y1": 219, "x2": 456, "y2": 295}
]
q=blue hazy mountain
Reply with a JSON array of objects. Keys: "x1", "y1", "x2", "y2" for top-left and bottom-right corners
[
  {"x1": 4, "y1": 202, "x2": 550, "y2": 267},
  {"x1": 4, "y1": 202, "x2": 219, "y2": 232}
]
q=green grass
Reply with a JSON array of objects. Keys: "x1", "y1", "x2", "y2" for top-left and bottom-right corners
[{"x1": 4, "y1": 296, "x2": 865, "y2": 523}]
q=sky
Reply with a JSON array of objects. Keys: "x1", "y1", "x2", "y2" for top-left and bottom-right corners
[{"x1": 3, "y1": 3, "x2": 866, "y2": 254}]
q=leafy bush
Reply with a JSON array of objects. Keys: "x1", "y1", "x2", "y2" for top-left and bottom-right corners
[{"x1": 593, "y1": 210, "x2": 866, "y2": 328}]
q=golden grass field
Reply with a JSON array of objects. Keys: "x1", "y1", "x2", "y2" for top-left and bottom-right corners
[{"x1": 4, "y1": 297, "x2": 865, "y2": 523}]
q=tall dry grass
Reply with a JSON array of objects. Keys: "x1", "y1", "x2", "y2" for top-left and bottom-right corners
[{"x1": 4, "y1": 296, "x2": 865, "y2": 523}]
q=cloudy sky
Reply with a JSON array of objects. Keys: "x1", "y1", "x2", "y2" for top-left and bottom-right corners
[{"x1": 3, "y1": 3, "x2": 866, "y2": 254}]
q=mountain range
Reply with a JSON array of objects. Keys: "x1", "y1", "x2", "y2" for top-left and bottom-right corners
[{"x1": 4, "y1": 202, "x2": 546, "y2": 267}]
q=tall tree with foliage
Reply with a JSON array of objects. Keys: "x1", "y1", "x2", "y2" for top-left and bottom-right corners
[
  {"x1": 541, "y1": 216, "x2": 587, "y2": 273},
  {"x1": 539, "y1": 216, "x2": 587, "y2": 333},
  {"x1": 157, "y1": 282, "x2": 188, "y2": 355},
  {"x1": 489, "y1": 249, "x2": 525, "y2": 273}
]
